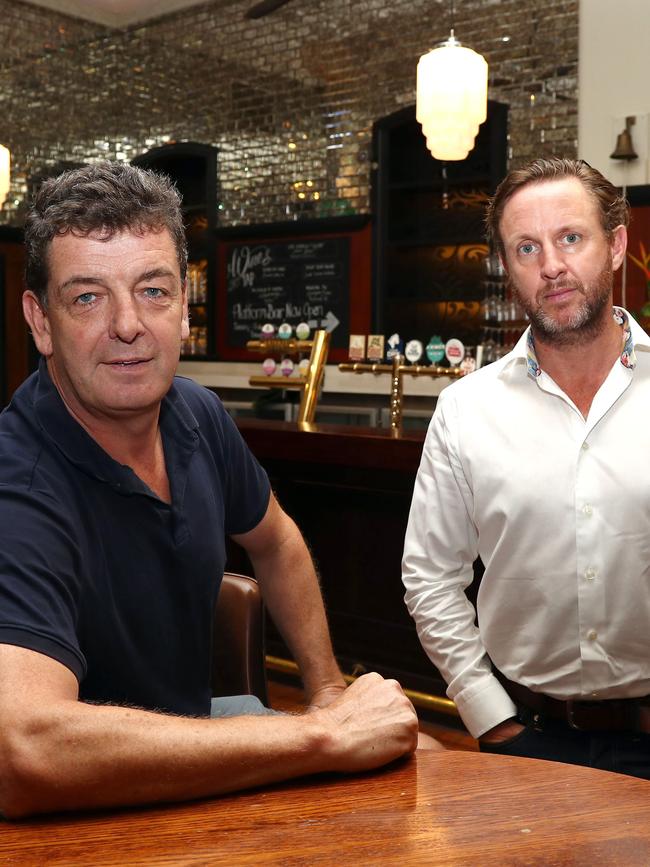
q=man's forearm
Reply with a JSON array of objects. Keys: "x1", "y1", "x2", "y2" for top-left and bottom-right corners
[
  {"x1": 2, "y1": 660, "x2": 418, "y2": 819},
  {"x1": 249, "y1": 530, "x2": 346, "y2": 700},
  {"x1": 3, "y1": 699, "x2": 332, "y2": 818},
  {"x1": 235, "y1": 496, "x2": 346, "y2": 701}
]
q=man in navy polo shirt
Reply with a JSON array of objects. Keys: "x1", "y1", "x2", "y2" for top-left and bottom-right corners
[{"x1": 0, "y1": 162, "x2": 421, "y2": 818}]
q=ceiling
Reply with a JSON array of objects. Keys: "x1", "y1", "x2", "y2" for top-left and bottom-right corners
[{"x1": 24, "y1": 0, "x2": 222, "y2": 27}]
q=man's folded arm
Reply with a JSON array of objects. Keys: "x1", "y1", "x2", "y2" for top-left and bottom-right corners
[{"x1": 0, "y1": 644, "x2": 418, "y2": 819}]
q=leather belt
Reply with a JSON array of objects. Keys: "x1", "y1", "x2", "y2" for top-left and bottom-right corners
[{"x1": 495, "y1": 671, "x2": 650, "y2": 734}]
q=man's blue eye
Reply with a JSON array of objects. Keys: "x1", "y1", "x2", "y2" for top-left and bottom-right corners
[
  {"x1": 519, "y1": 243, "x2": 535, "y2": 255},
  {"x1": 144, "y1": 287, "x2": 163, "y2": 297},
  {"x1": 564, "y1": 233, "x2": 580, "y2": 244},
  {"x1": 76, "y1": 293, "x2": 96, "y2": 305}
]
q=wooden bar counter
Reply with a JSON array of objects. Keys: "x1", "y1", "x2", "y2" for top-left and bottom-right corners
[{"x1": 230, "y1": 420, "x2": 450, "y2": 698}]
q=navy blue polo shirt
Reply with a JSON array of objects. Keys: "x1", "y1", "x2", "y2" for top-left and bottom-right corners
[{"x1": 0, "y1": 361, "x2": 270, "y2": 716}]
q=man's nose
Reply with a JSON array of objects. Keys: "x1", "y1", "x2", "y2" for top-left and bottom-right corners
[
  {"x1": 539, "y1": 245, "x2": 567, "y2": 281},
  {"x1": 108, "y1": 296, "x2": 144, "y2": 342}
]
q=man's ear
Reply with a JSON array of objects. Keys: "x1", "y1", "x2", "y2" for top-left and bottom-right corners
[
  {"x1": 22, "y1": 291, "x2": 53, "y2": 357},
  {"x1": 610, "y1": 225, "x2": 627, "y2": 272}
]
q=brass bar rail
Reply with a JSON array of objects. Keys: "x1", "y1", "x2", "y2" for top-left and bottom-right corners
[
  {"x1": 338, "y1": 362, "x2": 458, "y2": 377},
  {"x1": 265, "y1": 654, "x2": 459, "y2": 718},
  {"x1": 297, "y1": 328, "x2": 329, "y2": 423},
  {"x1": 249, "y1": 376, "x2": 306, "y2": 389},
  {"x1": 246, "y1": 329, "x2": 331, "y2": 423},
  {"x1": 246, "y1": 339, "x2": 314, "y2": 354},
  {"x1": 338, "y1": 355, "x2": 464, "y2": 435}
]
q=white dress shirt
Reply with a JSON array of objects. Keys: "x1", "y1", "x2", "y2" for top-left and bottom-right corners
[{"x1": 402, "y1": 310, "x2": 650, "y2": 739}]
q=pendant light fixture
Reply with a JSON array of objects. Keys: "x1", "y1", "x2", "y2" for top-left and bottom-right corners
[
  {"x1": 0, "y1": 144, "x2": 10, "y2": 208},
  {"x1": 416, "y1": 2, "x2": 488, "y2": 161}
]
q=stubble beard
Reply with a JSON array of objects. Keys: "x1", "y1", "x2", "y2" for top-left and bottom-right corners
[{"x1": 509, "y1": 256, "x2": 614, "y2": 348}]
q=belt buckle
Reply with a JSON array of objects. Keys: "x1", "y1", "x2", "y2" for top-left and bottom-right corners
[
  {"x1": 566, "y1": 699, "x2": 589, "y2": 731},
  {"x1": 566, "y1": 698, "x2": 639, "y2": 732}
]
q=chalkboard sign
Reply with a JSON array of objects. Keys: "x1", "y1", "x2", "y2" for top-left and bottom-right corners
[{"x1": 225, "y1": 238, "x2": 350, "y2": 348}]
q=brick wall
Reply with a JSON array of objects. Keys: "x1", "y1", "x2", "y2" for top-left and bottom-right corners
[{"x1": 1, "y1": 0, "x2": 578, "y2": 226}]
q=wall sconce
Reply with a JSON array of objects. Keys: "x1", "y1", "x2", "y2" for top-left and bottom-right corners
[
  {"x1": 416, "y1": 25, "x2": 488, "y2": 161},
  {"x1": 0, "y1": 144, "x2": 9, "y2": 208},
  {"x1": 610, "y1": 116, "x2": 638, "y2": 161},
  {"x1": 610, "y1": 116, "x2": 638, "y2": 310}
]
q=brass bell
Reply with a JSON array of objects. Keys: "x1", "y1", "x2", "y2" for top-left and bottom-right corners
[{"x1": 610, "y1": 116, "x2": 638, "y2": 161}]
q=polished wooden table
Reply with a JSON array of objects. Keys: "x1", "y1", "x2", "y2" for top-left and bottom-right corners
[{"x1": 3, "y1": 751, "x2": 650, "y2": 865}]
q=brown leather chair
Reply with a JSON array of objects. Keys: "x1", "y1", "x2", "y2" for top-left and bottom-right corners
[{"x1": 211, "y1": 571, "x2": 269, "y2": 706}]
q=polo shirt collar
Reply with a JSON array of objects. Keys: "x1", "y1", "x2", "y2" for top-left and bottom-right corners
[{"x1": 34, "y1": 358, "x2": 199, "y2": 496}]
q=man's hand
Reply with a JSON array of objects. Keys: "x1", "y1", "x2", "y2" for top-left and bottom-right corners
[
  {"x1": 311, "y1": 671, "x2": 419, "y2": 772},
  {"x1": 478, "y1": 717, "x2": 525, "y2": 745}
]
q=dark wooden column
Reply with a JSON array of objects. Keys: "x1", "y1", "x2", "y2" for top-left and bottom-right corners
[{"x1": 0, "y1": 229, "x2": 30, "y2": 405}]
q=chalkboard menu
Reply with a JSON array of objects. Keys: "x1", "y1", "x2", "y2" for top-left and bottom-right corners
[{"x1": 225, "y1": 238, "x2": 350, "y2": 348}]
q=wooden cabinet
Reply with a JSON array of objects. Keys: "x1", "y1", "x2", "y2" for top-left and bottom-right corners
[
  {"x1": 372, "y1": 101, "x2": 508, "y2": 347},
  {"x1": 132, "y1": 142, "x2": 218, "y2": 359}
]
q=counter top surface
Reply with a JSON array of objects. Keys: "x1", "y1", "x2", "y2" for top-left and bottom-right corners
[
  {"x1": 236, "y1": 419, "x2": 426, "y2": 471},
  {"x1": 178, "y1": 360, "x2": 455, "y2": 398},
  {"x1": 236, "y1": 417, "x2": 425, "y2": 442}
]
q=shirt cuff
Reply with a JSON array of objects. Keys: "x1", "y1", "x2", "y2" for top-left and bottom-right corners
[{"x1": 452, "y1": 675, "x2": 518, "y2": 739}]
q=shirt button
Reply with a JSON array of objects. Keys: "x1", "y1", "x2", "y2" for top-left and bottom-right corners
[
  {"x1": 583, "y1": 504, "x2": 593, "y2": 516},
  {"x1": 581, "y1": 442, "x2": 589, "y2": 451},
  {"x1": 588, "y1": 629, "x2": 598, "y2": 641},
  {"x1": 584, "y1": 567, "x2": 597, "y2": 581}
]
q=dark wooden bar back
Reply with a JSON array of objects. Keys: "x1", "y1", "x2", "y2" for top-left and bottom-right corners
[{"x1": 230, "y1": 420, "x2": 483, "y2": 696}]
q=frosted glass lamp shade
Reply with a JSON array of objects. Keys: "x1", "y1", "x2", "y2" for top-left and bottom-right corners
[{"x1": 416, "y1": 35, "x2": 488, "y2": 161}]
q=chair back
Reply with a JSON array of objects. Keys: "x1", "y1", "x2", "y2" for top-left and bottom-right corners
[{"x1": 212, "y1": 571, "x2": 269, "y2": 706}]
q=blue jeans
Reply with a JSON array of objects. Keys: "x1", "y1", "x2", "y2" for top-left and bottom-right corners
[
  {"x1": 210, "y1": 695, "x2": 283, "y2": 717},
  {"x1": 480, "y1": 711, "x2": 650, "y2": 779}
]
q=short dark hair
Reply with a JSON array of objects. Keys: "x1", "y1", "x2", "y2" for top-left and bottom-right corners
[
  {"x1": 486, "y1": 157, "x2": 630, "y2": 255},
  {"x1": 25, "y1": 160, "x2": 187, "y2": 307}
]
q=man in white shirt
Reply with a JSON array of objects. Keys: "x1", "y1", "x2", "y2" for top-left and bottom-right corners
[{"x1": 402, "y1": 157, "x2": 650, "y2": 777}]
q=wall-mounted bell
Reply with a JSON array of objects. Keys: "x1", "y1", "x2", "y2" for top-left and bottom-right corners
[{"x1": 610, "y1": 116, "x2": 638, "y2": 161}]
